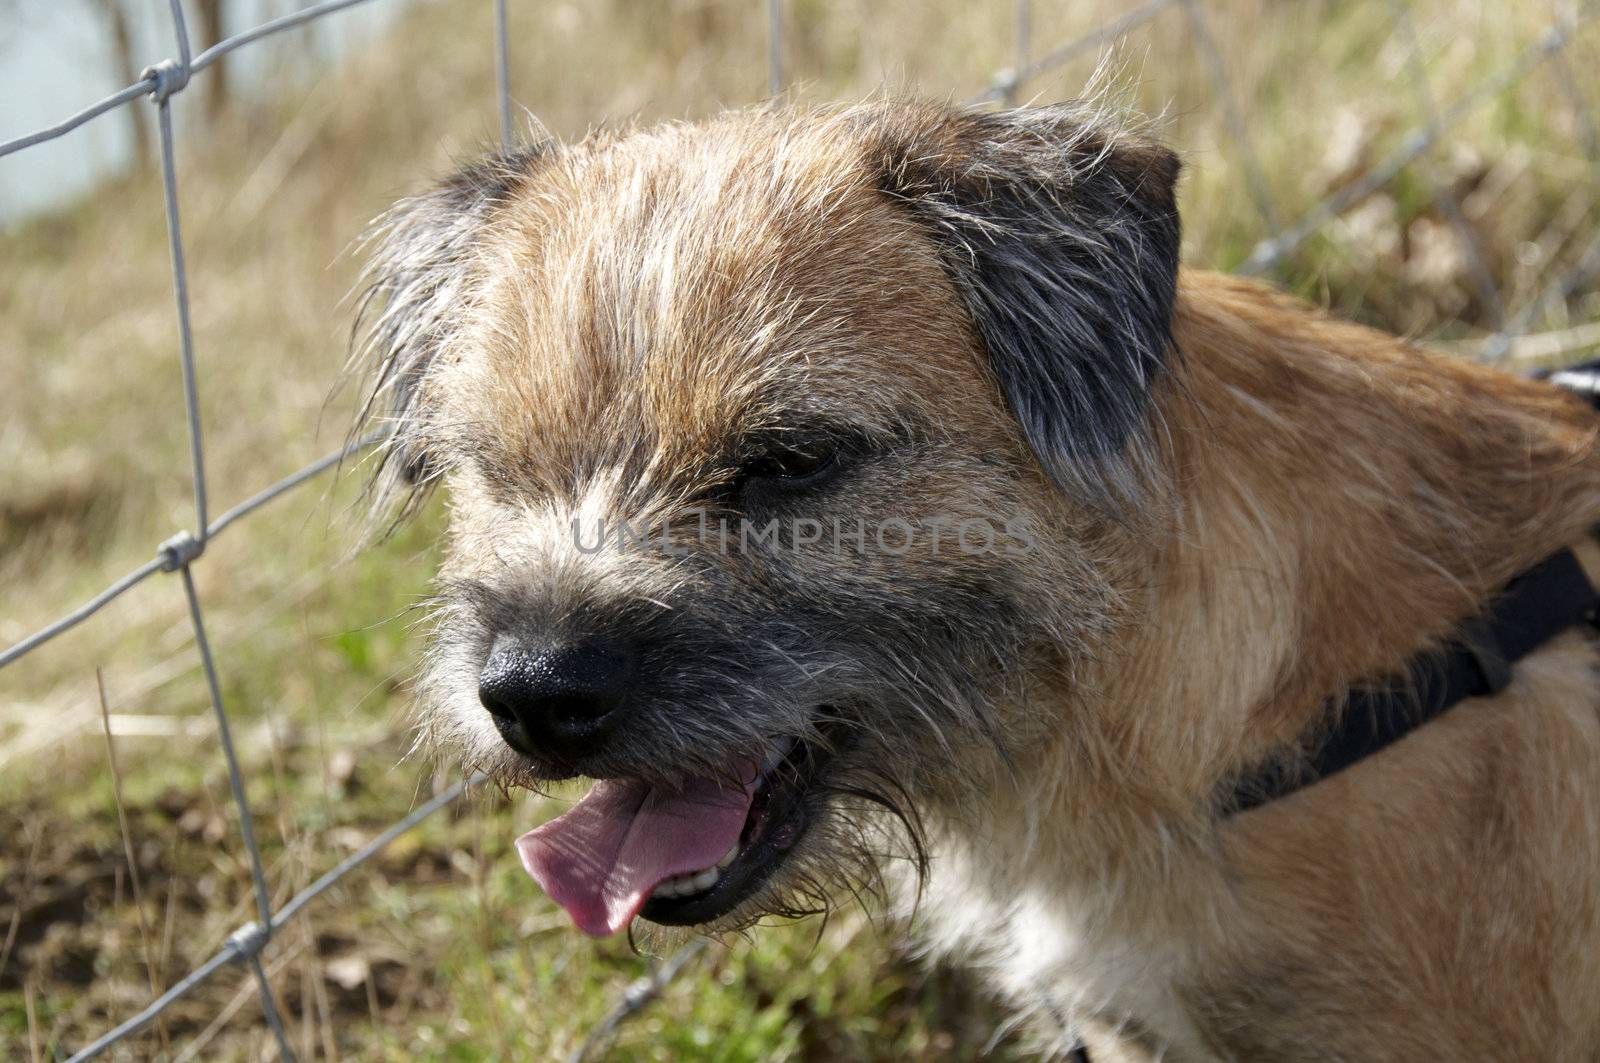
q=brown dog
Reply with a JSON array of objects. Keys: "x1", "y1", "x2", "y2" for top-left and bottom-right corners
[{"x1": 353, "y1": 100, "x2": 1600, "y2": 1059}]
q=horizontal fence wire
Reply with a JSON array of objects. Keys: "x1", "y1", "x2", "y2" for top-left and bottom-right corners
[{"x1": 2, "y1": 0, "x2": 1596, "y2": 1057}]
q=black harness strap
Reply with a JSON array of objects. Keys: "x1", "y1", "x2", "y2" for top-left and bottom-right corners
[
  {"x1": 1069, "y1": 366, "x2": 1600, "y2": 1060},
  {"x1": 1222, "y1": 358, "x2": 1600, "y2": 815},
  {"x1": 1228, "y1": 545, "x2": 1600, "y2": 814},
  {"x1": 1076, "y1": 553, "x2": 1599, "y2": 1056}
]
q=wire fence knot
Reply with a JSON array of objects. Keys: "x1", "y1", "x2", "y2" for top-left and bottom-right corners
[
  {"x1": 157, "y1": 531, "x2": 204, "y2": 572},
  {"x1": 225, "y1": 922, "x2": 271, "y2": 963},
  {"x1": 142, "y1": 59, "x2": 191, "y2": 104}
]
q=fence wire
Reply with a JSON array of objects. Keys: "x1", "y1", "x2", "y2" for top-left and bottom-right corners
[{"x1": 2, "y1": 0, "x2": 1598, "y2": 1059}]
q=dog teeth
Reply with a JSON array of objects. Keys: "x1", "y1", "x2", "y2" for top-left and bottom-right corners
[
  {"x1": 650, "y1": 743, "x2": 793, "y2": 904},
  {"x1": 650, "y1": 843, "x2": 741, "y2": 900}
]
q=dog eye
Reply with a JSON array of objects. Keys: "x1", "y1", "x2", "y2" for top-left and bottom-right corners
[{"x1": 743, "y1": 439, "x2": 837, "y2": 487}]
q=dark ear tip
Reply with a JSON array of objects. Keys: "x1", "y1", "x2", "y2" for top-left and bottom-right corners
[
  {"x1": 863, "y1": 96, "x2": 1181, "y2": 501},
  {"x1": 1119, "y1": 141, "x2": 1182, "y2": 200},
  {"x1": 1146, "y1": 142, "x2": 1182, "y2": 182}
]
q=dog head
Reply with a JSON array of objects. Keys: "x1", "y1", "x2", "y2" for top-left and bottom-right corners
[{"x1": 353, "y1": 100, "x2": 1180, "y2": 936}]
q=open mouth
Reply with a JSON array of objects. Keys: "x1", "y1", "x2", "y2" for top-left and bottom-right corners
[
  {"x1": 514, "y1": 721, "x2": 842, "y2": 936},
  {"x1": 639, "y1": 732, "x2": 833, "y2": 926}
]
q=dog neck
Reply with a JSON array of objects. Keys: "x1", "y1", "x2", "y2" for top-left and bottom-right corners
[
  {"x1": 1109, "y1": 269, "x2": 1600, "y2": 816},
  {"x1": 911, "y1": 270, "x2": 1600, "y2": 1055}
]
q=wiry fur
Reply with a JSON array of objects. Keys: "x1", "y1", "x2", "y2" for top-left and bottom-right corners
[
  {"x1": 351, "y1": 142, "x2": 551, "y2": 520},
  {"x1": 867, "y1": 103, "x2": 1182, "y2": 505},
  {"x1": 351, "y1": 99, "x2": 1600, "y2": 1060}
]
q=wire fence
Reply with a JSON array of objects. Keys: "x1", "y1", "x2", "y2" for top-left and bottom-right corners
[{"x1": 2, "y1": 0, "x2": 1598, "y2": 1059}]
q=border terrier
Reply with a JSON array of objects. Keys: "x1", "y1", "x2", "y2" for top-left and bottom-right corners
[{"x1": 352, "y1": 100, "x2": 1600, "y2": 1059}]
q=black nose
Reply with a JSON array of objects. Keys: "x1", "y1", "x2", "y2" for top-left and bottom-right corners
[{"x1": 478, "y1": 637, "x2": 636, "y2": 759}]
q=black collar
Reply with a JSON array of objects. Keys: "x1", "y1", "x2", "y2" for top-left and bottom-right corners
[{"x1": 1228, "y1": 544, "x2": 1600, "y2": 814}]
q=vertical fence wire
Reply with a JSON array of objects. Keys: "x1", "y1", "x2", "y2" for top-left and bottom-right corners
[
  {"x1": 1007, "y1": 0, "x2": 1032, "y2": 106},
  {"x1": 2, "y1": 1, "x2": 1598, "y2": 1057},
  {"x1": 494, "y1": 0, "x2": 512, "y2": 151},
  {"x1": 178, "y1": 568, "x2": 270, "y2": 931},
  {"x1": 154, "y1": 91, "x2": 208, "y2": 542},
  {"x1": 768, "y1": 0, "x2": 784, "y2": 96},
  {"x1": 165, "y1": 0, "x2": 193, "y2": 70}
]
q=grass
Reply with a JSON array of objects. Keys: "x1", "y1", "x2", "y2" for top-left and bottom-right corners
[{"x1": 2, "y1": 0, "x2": 1598, "y2": 1058}]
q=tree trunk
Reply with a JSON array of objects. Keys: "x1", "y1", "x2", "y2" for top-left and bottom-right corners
[
  {"x1": 95, "y1": 0, "x2": 150, "y2": 168},
  {"x1": 195, "y1": 0, "x2": 229, "y2": 121}
]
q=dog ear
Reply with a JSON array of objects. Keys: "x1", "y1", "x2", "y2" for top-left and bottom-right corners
[
  {"x1": 860, "y1": 101, "x2": 1181, "y2": 502},
  {"x1": 351, "y1": 144, "x2": 550, "y2": 521}
]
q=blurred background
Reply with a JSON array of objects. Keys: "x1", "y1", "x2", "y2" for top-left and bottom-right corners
[{"x1": 3, "y1": 0, "x2": 1599, "y2": 1059}]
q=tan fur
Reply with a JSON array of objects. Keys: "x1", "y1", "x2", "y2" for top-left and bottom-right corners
[
  {"x1": 361, "y1": 103, "x2": 1600, "y2": 1059},
  {"x1": 914, "y1": 271, "x2": 1600, "y2": 1059}
]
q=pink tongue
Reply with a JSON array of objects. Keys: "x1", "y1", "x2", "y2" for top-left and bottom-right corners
[{"x1": 515, "y1": 762, "x2": 758, "y2": 937}]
